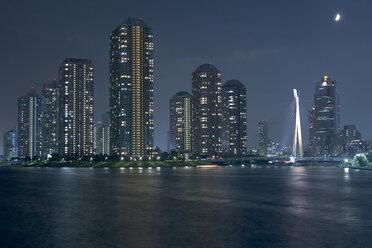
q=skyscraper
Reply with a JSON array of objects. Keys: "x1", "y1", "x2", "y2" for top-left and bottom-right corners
[
  {"x1": 340, "y1": 125, "x2": 362, "y2": 155},
  {"x1": 58, "y1": 58, "x2": 94, "y2": 157},
  {"x1": 102, "y1": 112, "x2": 110, "y2": 155},
  {"x1": 192, "y1": 63, "x2": 222, "y2": 156},
  {"x1": 221, "y1": 80, "x2": 247, "y2": 156},
  {"x1": 341, "y1": 125, "x2": 361, "y2": 144},
  {"x1": 3, "y1": 130, "x2": 17, "y2": 160},
  {"x1": 258, "y1": 121, "x2": 268, "y2": 157},
  {"x1": 109, "y1": 18, "x2": 154, "y2": 160},
  {"x1": 308, "y1": 106, "x2": 316, "y2": 154},
  {"x1": 94, "y1": 121, "x2": 103, "y2": 155},
  {"x1": 308, "y1": 75, "x2": 340, "y2": 157},
  {"x1": 93, "y1": 113, "x2": 110, "y2": 155},
  {"x1": 40, "y1": 80, "x2": 58, "y2": 157},
  {"x1": 169, "y1": 92, "x2": 192, "y2": 153},
  {"x1": 17, "y1": 88, "x2": 41, "y2": 158}
]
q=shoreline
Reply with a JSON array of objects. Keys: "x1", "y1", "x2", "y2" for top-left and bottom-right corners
[
  {"x1": 348, "y1": 166, "x2": 372, "y2": 171},
  {"x1": 0, "y1": 161, "x2": 353, "y2": 169},
  {"x1": 0, "y1": 161, "x2": 219, "y2": 168}
]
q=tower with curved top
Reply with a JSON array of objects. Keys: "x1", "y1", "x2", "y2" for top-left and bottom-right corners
[
  {"x1": 170, "y1": 92, "x2": 192, "y2": 153},
  {"x1": 109, "y1": 18, "x2": 154, "y2": 160},
  {"x1": 191, "y1": 63, "x2": 222, "y2": 156},
  {"x1": 221, "y1": 80, "x2": 247, "y2": 156}
]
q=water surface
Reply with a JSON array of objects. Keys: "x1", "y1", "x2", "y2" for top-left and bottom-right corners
[{"x1": 0, "y1": 166, "x2": 371, "y2": 248}]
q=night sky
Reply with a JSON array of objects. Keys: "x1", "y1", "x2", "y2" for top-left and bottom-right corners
[{"x1": 0, "y1": 0, "x2": 371, "y2": 153}]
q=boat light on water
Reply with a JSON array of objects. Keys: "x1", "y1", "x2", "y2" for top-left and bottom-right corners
[{"x1": 198, "y1": 164, "x2": 218, "y2": 168}]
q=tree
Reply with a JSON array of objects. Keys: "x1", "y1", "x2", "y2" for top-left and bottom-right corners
[
  {"x1": 50, "y1": 153, "x2": 60, "y2": 161},
  {"x1": 356, "y1": 154, "x2": 369, "y2": 167}
]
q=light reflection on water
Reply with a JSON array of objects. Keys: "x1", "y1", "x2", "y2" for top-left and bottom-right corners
[{"x1": 0, "y1": 166, "x2": 371, "y2": 248}]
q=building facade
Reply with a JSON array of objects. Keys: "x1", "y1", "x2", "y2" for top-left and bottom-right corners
[
  {"x1": 58, "y1": 58, "x2": 94, "y2": 157},
  {"x1": 341, "y1": 125, "x2": 361, "y2": 145},
  {"x1": 340, "y1": 125, "x2": 362, "y2": 155},
  {"x1": 192, "y1": 63, "x2": 222, "y2": 156},
  {"x1": 169, "y1": 92, "x2": 192, "y2": 153},
  {"x1": 101, "y1": 112, "x2": 110, "y2": 155},
  {"x1": 93, "y1": 113, "x2": 110, "y2": 155},
  {"x1": 3, "y1": 130, "x2": 17, "y2": 160},
  {"x1": 109, "y1": 18, "x2": 154, "y2": 160},
  {"x1": 40, "y1": 80, "x2": 59, "y2": 157},
  {"x1": 258, "y1": 121, "x2": 268, "y2": 157},
  {"x1": 308, "y1": 75, "x2": 340, "y2": 157},
  {"x1": 221, "y1": 80, "x2": 247, "y2": 156},
  {"x1": 18, "y1": 88, "x2": 41, "y2": 158},
  {"x1": 94, "y1": 121, "x2": 103, "y2": 155}
]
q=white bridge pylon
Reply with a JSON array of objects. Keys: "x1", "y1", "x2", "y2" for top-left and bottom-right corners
[{"x1": 293, "y1": 89, "x2": 303, "y2": 157}]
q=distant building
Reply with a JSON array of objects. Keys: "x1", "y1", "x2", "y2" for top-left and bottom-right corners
[
  {"x1": 169, "y1": 92, "x2": 192, "y2": 153},
  {"x1": 94, "y1": 121, "x2": 103, "y2": 155},
  {"x1": 109, "y1": 18, "x2": 154, "y2": 160},
  {"x1": 341, "y1": 125, "x2": 361, "y2": 145},
  {"x1": 308, "y1": 106, "x2": 316, "y2": 154},
  {"x1": 267, "y1": 140, "x2": 280, "y2": 157},
  {"x1": 309, "y1": 75, "x2": 340, "y2": 156},
  {"x1": 221, "y1": 80, "x2": 247, "y2": 156},
  {"x1": 93, "y1": 112, "x2": 110, "y2": 155},
  {"x1": 3, "y1": 130, "x2": 17, "y2": 160},
  {"x1": 192, "y1": 63, "x2": 222, "y2": 156},
  {"x1": 58, "y1": 58, "x2": 94, "y2": 157},
  {"x1": 348, "y1": 140, "x2": 369, "y2": 155},
  {"x1": 340, "y1": 125, "x2": 363, "y2": 155},
  {"x1": 102, "y1": 112, "x2": 110, "y2": 155},
  {"x1": 17, "y1": 88, "x2": 41, "y2": 158},
  {"x1": 258, "y1": 121, "x2": 268, "y2": 157},
  {"x1": 40, "y1": 80, "x2": 58, "y2": 157}
]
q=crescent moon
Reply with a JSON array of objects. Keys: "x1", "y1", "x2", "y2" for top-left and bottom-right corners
[{"x1": 335, "y1": 14, "x2": 341, "y2": 22}]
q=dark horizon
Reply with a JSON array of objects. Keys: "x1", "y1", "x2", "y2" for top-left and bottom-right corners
[{"x1": 1, "y1": 0, "x2": 371, "y2": 154}]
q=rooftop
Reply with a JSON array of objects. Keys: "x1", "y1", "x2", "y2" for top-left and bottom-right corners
[
  {"x1": 223, "y1": 80, "x2": 244, "y2": 88},
  {"x1": 173, "y1": 91, "x2": 191, "y2": 98},
  {"x1": 123, "y1": 17, "x2": 148, "y2": 27},
  {"x1": 63, "y1": 58, "x2": 92, "y2": 65},
  {"x1": 194, "y1": 63, "x2": 220, "y2": 72}
]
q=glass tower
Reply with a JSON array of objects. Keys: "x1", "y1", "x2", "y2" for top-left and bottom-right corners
[
  {"x1": 308, "y1": 75, "x2": 340, "y2": 156},
  {"x1": 3, "y1": 130, "x2": 17, "y2": 161}
]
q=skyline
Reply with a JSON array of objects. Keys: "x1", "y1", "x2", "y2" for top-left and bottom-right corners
[{"x1": 1, "y1": 0, "x2": 372, "y2": 153}]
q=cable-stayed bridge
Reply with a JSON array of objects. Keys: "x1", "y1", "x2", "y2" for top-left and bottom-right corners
[{"x1": 222, "y1": 89, "x2": 343, "y2": 165}]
